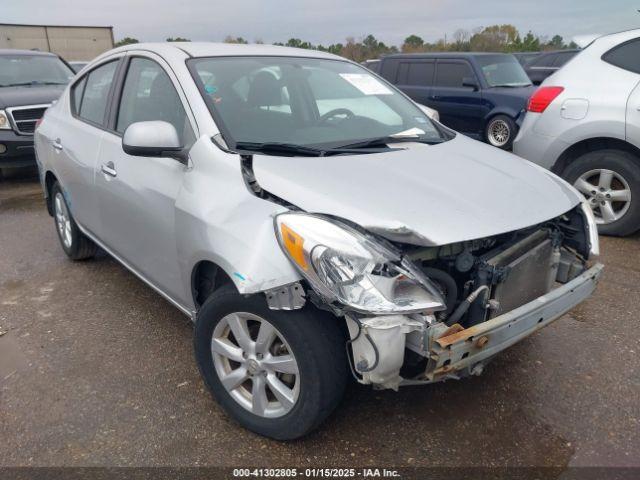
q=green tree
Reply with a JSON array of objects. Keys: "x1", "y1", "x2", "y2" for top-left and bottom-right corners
[
  {"x1": 521, "y1": 31, "x2": 541, "y2": 51},
  {"x1": 223, "y1": 35, "x2": 248, "y2": 44},
  {"x1": 470, "y1": 24, "x2": 519, "y2": 51},
  {"x1": 402, "y1": 34, "x2": 425, "y2": 53},
  {"x1": 114, "y1": 37, "x2": 139, "y2": 47},
  {"x1": 166, "y1": 37, "x2": 190, "y2": 42},
  {"x1": 547, "y1": 34, "x2": 564, "y2": 50},
  {"x1": 284, "y1": 38, "x2": 314, "y2": 49}
]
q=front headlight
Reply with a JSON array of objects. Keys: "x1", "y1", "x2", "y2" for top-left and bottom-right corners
[
  {"x1": 275, "y1": 212, "x2": 445, "y2": 314},
  {"x1": 0, "y1": 110, "x2": 11, "y2": 130},
  {"x1": 580, "y1": 198, "x2": 600, "y2": 257}
]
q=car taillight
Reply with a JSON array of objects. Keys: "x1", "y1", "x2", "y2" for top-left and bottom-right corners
[{"x1": 527, "y1": 86, "x2": 564, "y2": 113}]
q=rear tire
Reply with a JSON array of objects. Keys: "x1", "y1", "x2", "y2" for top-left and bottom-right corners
[
  {"x1": 485, "y1": 114, "x2": 517, "y2": 150},
  {"x1": 194, "y1": 286, "x2": 348, "y2": 440},
  {"x1": 51, "y1": 181, "x2": 97, "y2": 260},
  {"x1": 562, "y1": 149, "x2": 640, "y2": 236}
]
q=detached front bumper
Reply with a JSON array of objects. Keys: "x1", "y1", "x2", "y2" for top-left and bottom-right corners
[
  {"x1": 0, "y1": 130, "x2": 36, "y2": 168},
  {"x1": 421, "y1": 263, "x2": 604, "y2": 382}
]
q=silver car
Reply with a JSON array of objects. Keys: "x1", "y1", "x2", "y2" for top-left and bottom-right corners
[
  {"x1": 35, "y1": 42, "x2": 603, "y2": 440},
  {"x1": 514, "y1": 29, "x2": 640, "y2": 236}
]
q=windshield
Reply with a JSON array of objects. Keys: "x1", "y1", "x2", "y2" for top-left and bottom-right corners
[
  {"x1": 0, "y1": 54, "x2": 75, "y2": 87},
  {"x1": 189, "y1": 56, "x2": 446, "y2": 150},
  {"x1": 476, "y1": 55, "x2": 532, "y2": 87}
]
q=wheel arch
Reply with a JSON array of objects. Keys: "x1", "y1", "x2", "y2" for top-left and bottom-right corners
[
  {"x1": 552, "y1": 137, "x2": 640, "y2": 175},
  {"x1": 44, "y1": 170, "x2": 58, "y2": 216},
  {"x1": 191, "y1": 259, "x2": 238, "y2": 310},
  {"x1": 483, "y1": 107, "x2": 519, "y2": 126}
]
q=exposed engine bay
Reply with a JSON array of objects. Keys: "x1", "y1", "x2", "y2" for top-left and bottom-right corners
[{"x1": 320, "y1": 207, "x2": 597, "y2": 390}]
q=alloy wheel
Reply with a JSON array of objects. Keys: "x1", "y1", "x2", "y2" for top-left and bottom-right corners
[
  {"x1": 211, "y1": 312, "x2": 300, "y2": 418},
  {"x1": 487, "y1": 119, "x2": 511, "y2": 147},
  {"x1": 573, "y1": 169, "x2": 632, "y2": 225},
  {"x1": 54, "y1": 192, "x2": 73, "y2": 249}
]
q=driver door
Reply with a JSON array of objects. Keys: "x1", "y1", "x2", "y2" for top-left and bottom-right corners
[{"x1": 94, "y1": 53, "x2": 196, "y2": 304}]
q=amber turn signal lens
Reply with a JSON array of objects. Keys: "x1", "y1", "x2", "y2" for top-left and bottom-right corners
[{"x1": 280, "y1": 223, "x2": 308, "y2": 271}]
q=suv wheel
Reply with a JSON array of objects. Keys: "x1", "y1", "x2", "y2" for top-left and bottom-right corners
[
  {"x1": 563, "y1": 149, "x2": 640, "y2": 236},
  {"x1": 51, "y1": 181, "x2": 98, "y2": 259},
  {"x1": 194, "y1": 286, "x2": 348, "y2": 440},
  {"x1": 485, "y1": 115, "x2": 517, "y2": 149}
]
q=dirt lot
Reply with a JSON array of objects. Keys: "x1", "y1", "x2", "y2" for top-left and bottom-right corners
[{"x1": 0, "y1": 169, "x2": 638, "y2": 468}]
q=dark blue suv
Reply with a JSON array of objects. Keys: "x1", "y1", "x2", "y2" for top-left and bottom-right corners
[{"x1": 379, "y1": 53, "x2": 535, "y2": 149}]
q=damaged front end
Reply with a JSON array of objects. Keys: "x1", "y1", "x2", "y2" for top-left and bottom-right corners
[{"x1": 271, "y1": 204, "x2": 603, "y2": 391}]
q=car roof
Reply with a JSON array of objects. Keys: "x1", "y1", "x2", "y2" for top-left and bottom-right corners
[
  {"x1": 592, "y1": 28, "x2": 640, "y2": 48},
  {"x1": 0, "y1": 49, "x2": 58, "y2": 57},
  {"x1": 383, "y1": 52, "x2": 512, "y2": 59},
  {"x1": 111, "y1": 42, "x2": 345, "y2": 61},
  {"x1": 537, "y1": 49, "x2": 581, "y2": 57}
]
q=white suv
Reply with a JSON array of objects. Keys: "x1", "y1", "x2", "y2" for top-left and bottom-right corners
[{"x1": 514, "y1": 29, "x2": 640, "y2": 236}]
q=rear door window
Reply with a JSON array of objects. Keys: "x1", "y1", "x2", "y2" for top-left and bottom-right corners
[
  {"x1": 71, "y1": 77, "x2": 86, "y2": 115},
  {"x1": 77, "y1": 60, "x2": 118, "y2": 126},
  {"x1": 406, "y1": 62, "x2": 434, "y2": 86},
  {"x1": 603, "y1": 39, "x2": 640, "y2": 74},
  {"x1": 434, "y1": 61, "x2": 474, "y2": 88}
]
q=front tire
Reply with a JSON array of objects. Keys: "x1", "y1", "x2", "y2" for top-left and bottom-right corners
[
  {"x1": 51, "y1": 181, "x2": 97, "y2": 260},
  {"x1": 562, "y1": 149, "x2": 640, "y2": 236},
  {"x1": 194, "y1": 286, "x2": 348, "y2": 440},
  {"x1": 485, "y1": 114, "x2": 517, "y2": 150}
]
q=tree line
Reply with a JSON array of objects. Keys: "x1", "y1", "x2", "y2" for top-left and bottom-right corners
[{"x1": 115, "y1": 24, "x2": 579, "y2": 63}]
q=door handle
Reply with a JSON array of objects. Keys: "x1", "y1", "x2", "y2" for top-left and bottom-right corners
[
  {"x1": 430, "y1": 95, "x2": 440, "y2": 100},
  {"x1": 52, "y1": 138, "x2": 63, "y2": 151},
  {"x1": 101, "y1": 161, "x2": 117, "y2": 178}
]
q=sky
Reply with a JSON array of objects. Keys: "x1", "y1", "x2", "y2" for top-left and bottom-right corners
[{"x1": 3, "y1": 0, "x2": 639, "y2": 46}]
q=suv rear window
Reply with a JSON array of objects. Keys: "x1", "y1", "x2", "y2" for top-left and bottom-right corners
[{"x1": 603, "y1": 38, "x2": 640, "y2": 74}]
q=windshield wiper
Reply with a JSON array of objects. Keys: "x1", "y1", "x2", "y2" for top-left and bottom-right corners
[
  {"x1": 234, "y1": 141, "x2": 390, "y2": 157},
  {"x1": 235, "y1": 142, "x2": 326, "y2": 157},
  {"x1": 0, "y1": 81, "x2": 67, "y2": 87},
  {"x1": 335, "y1": 135, "x2": 446, "y2": 150}
]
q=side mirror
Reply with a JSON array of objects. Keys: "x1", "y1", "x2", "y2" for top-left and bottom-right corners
[
  {"x1": 462, "y1": 77, "x2": 479, "y2": 90},
  {"x1": 122, "y1": 121, "x2": 187, "y2": 163}
]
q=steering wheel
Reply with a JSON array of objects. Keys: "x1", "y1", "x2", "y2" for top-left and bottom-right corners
[{"x1": 317, "y1": 108, "x2": 355, "y2": 125}]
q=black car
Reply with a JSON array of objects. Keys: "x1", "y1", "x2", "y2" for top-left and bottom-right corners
[
  {"x1": 0, "y1": 49, "x2": 74, "y2": 173},
  {"x1": 378, "y1": 52, "x2": 535, "y2": 149},
  {"x1": 523, "y1": 49, "x2": 580, "y2": 85}
]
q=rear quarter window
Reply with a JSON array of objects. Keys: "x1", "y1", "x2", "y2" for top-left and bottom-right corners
[{"x1": 602, "y1": 38, "x2": 640, "y2": 74}]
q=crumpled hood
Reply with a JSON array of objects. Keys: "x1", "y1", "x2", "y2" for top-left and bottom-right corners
[
  {"x1": 252, "y1": 134, "x2": 582, "y2": 246},
  {"x1": 0, "y1": 85, "x2": 65, "y2": 109}
]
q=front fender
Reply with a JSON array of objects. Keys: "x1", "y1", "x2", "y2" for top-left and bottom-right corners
[{"x1": 175, "y1": 139, "x2": 301, "y2": 309}]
